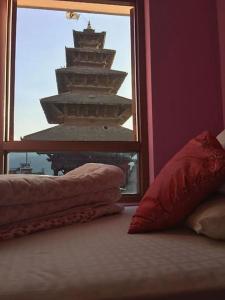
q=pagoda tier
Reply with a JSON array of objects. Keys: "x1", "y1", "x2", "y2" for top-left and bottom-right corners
[
  {"x1": 66, "y1": 47, "x2": 115, "y2": 69},
  {"x1": 73, "y1": 29, "x2": 105, "y2": 49},
  {"x1": 56, "y1": 66, "x2": 127, "y2": 95},
  {"x1": 40, "y1": 93, "x2": 131, "y2": 125},
  {"x1": 23, "y1": 124, "x2": 133, "y2": 141}
]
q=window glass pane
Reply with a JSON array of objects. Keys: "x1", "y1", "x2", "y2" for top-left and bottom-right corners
[
  {"x1": 8, "y1": 152, "x2": 139, "y2": 194},
  {"x1": 14, "y1": 5, "x2": 136, "y2": 141}
]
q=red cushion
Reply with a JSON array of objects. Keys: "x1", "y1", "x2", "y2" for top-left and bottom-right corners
[{"x1": 128, "y1": 131, "x2": 225, "y2": 234}]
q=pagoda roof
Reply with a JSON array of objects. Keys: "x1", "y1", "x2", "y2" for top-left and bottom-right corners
[
  {"x1": 65, "y1": 47, "x2": 115, "y2": 69},
  {"x1": 66, "y1": 47, "x2": 115, "y2": 55},
  {"x1": 56, "y1": 67, "x2": 127, "y2": 95},
  {"x1": 40, "y1": 93, "x2": 132, "y2": 125},
  {"x1": 23, "y1": 124, "x2": 133, "y2": 141},
  {"x1": 40, "y1": 92, "x2": 131, "y2": 105},
  {"x1": 56, "y1": 66, "x2": 126, "y2": 76}
]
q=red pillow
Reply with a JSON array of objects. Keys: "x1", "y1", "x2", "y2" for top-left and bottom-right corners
[{"x1": 128, "y1": 131, "x2": 225, "y2": 233}]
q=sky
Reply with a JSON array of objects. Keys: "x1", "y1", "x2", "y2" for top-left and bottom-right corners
[{"x1": 15, "y1": 8, "x2": 132, "y2": 140}]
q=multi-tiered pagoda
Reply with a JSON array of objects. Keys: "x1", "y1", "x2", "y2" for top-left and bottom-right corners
[{"x1": 24, "y1": 22, "x2": 133, "y2": 175}]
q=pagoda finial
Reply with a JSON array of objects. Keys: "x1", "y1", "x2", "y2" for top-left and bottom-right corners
[
  {"x1": 87, "y1": 20, "x2": 92, "y2": 30},
  {"x1": 83, "y1": 20, "x2": 94, "y2": 33}
]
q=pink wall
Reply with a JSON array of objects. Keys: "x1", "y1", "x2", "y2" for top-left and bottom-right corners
[
  {"x1": 217, "y1": 0, "x2": 225, "y2": 127},
  {"x1": 146, "y1": 0, "x2": 223, "y2": 176}
]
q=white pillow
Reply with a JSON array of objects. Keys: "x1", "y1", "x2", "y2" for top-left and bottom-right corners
[
  {"x1": 216, "y1": 130, "x2": 225, "y2": 192},
  {"x1": 186, "y1": 194, "x2": 225, "y2": 240},
  {"x1": 216, "y1": 129, "x2": 225, "y2": 148}
]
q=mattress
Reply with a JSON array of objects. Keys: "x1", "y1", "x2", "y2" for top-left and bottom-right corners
[{"x1": 0, "y1": 206, "x2": 225, "y2": 300}]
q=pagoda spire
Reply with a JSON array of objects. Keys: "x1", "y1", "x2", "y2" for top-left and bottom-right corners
[
  {"x1": 84, "y1": 20, "x2": 95, "y2": 33},
  {"x1": 87, "y1": 20, "x2": 92, "y2": 30}
]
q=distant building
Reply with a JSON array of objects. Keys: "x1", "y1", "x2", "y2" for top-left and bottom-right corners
[
  {"x1": 9, "y1": 162, "x2": 33, "y2": 174},
  {"x1": 9, "y1": 153, "x2": 45, "y2": 175}
]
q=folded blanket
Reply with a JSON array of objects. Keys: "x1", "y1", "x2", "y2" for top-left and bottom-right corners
[
  {"x1": 0, "y1": 163, "x2": 125, "y2": 241},
  {"x1": 0, "y1": 203, "x2": 123, "y2": 241},
  {"x1": 0, "y1": 163, "x2": 125, "y2": 206},
  {"x1": 0, "y1": 187, "x2": 121, "y2": 226}
]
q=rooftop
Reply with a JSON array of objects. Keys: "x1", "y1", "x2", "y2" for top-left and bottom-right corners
[
  {"x1": 56, "y1": 66, "x2": 127, "y2": 76},
  {"x1": 23, "y1": 124, "x2": 133, "y2": 141},
  {"x1": 40, "y1": 93, "x2": 132, "y2": 105}
]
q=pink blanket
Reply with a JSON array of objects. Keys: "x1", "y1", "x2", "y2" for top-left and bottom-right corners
[
  {"x1": 0, "y1": 187, "x2": 121, "y2": 226},
  {"x1": 0, "y1": 163, "x2": 125, "y2": 240},
  {"x1": 0, "y1": 163, "x2": 125, "y2": 206},
  {"x1": 0, "y1": 203, "x2": 123, "y2": 241}
]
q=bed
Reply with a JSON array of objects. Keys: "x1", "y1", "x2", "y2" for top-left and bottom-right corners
[{"x1": 0, "y1": 206, "x2": 225, "y2": 300}]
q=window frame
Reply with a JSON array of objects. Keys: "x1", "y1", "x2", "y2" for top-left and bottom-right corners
[{"x1": 1, "y1": 0, "x2": 149, "y2": 204}]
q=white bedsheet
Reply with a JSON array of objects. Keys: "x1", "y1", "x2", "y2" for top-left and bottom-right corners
[{"x1": 0, "y1": 207, "x2": 225, "y2": 300}]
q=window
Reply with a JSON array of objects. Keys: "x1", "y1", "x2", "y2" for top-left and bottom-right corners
[{"x1": 1, "y1": 0, "x2": 149, "y2": 203}]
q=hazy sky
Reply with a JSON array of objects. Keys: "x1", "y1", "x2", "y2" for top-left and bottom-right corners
[{"x1": 15, "y1": 8, "x2": 132, "y2": 140}]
